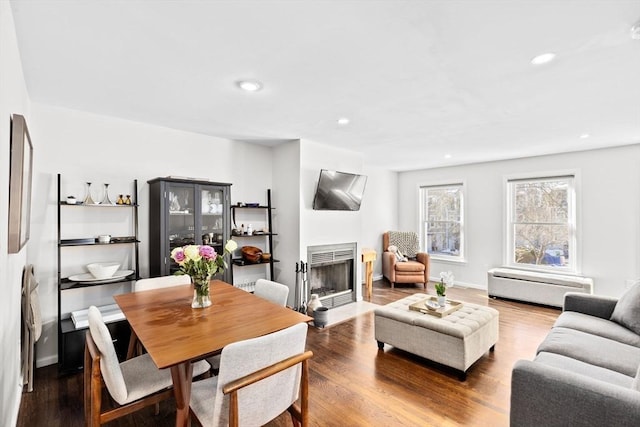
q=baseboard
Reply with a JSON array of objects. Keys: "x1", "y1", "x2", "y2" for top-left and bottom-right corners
[{"x1": 37, "y1": 354, "x2": 57, "y2": 368}]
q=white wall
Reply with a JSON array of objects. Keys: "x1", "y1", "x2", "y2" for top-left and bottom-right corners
[
  {"x1": 360, "y1": 165, "x2": 398, "y2": 280},
  {"x1": 28, "y1": 103, "x2": 274, "y2": 367},
  {"x1": 272, "y1": 140, "x2": 301, "y2": 305},
  {"x1": 0, "y1": 2, "x2": 31, "y2": 424},
  {"x1": 398, "y1": 145, "x2": 640, "y2": 297},
  {"x1": 299, "y1": 140, "x2": 366, "y2": 300}
]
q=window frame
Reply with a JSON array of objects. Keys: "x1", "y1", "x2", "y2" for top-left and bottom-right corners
[
  {"x1": 505, "y1": 172, "x2": 579, "y2": 274},
  {"x1": 419, "y1": 181, "x2": 466, "y2": 263}
]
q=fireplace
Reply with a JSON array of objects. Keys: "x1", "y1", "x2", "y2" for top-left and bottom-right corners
[{"x1": 307, "y1": 242, "x2": 357, "y2": 308}]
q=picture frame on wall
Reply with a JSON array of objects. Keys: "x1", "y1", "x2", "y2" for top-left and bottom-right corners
[{"x1": 8, "y1": 114, "x2": 33, "y2": 254}]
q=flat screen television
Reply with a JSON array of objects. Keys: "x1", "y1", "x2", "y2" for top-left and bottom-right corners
[{"x1": 312, "y1": 169, "x2": 368, "y2": 211}]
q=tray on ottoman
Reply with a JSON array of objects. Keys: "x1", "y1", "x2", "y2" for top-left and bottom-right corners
[{"x1": 409, "y1": 296, "x2": 463, "y2": 318}]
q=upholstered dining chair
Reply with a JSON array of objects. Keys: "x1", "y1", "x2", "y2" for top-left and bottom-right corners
[
  {"x1": 382, "y1": 231, "x2": 430, "y2": 290},
  {"x1": 126, "y1": 274, "x2": 192, "y2": 358},
  {"x1": 190, "y1": 322, "x2": 312, "y2": 427},
  {"x1": 84, "y1": 306, "x2": 210, "y2": 426},
  {"x1": 134, "y1": 274, "x2": 191, "y2": 291},
  {"x1": 254, "y1": 278, "x2": 290, "y2": 306},
  {"x1": 206, "y1": 278, "x2": 290, "y2": 371}
]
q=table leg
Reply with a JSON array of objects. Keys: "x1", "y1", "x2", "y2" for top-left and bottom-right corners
[
  {"x1": 171, "y1": 362, "x2": 194, "y2": 427},
  {"x1": 365, "y1": 261, "x2": 373, "y2": 299}
]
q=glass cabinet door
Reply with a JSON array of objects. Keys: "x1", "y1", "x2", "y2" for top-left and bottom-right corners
[
  {"x1": 199, "y1": 185, "x2": 226, "y2": 253},
  {"x1": 167, "y1": 183, "x2": 196, "y2": 273}
]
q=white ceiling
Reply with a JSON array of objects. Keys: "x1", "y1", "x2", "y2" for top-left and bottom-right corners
[{"x1": 10, "y1": 0, "x2": 640, "y2": 171}]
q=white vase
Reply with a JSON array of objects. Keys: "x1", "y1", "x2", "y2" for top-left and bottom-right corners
[
  {"x1": 307, "y1": 294, "x2": 322, "y2": 316},
  {"x1": 437, "y1": 295, "x2": 446, "y2": 307}
]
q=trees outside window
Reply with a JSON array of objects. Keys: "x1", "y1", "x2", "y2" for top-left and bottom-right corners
[
  {"x1": 507, "y1": 176, "x2": 576, "y2": 272},
  {"x1": 421, "y1": 184, "x2": 464, "y2": 260}
]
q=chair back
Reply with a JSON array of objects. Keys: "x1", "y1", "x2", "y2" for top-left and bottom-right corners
[
  {"x1": 88, "y1": 306, "x2": 128, "y2": 404},
  {"x1": 212, "y1": 323, "x2": 308, "y2": 426},
  {"x1": 254, "y1": 279, "x2": 289, "y2": 306},
  {"x1": 385, "y1": 231, "x2": 419, "y2": 257},
  {"x1": 134, "y1": 274, "x2": 191, "y2": 292}
]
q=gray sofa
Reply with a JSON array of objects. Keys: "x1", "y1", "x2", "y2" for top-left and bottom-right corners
[{"x1": 511, "y1": 289, "x2": 640, "y2": 427}]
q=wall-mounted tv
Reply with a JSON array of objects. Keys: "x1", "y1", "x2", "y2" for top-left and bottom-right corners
[{"x1": 312, "y1": 169, "x2": 368, "y2": 211}]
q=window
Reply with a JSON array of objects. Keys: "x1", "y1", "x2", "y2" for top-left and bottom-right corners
[
  {"x1": 507, "y1": 175, "x2": 576, "y2": 272},
  {"x1": 420, "y1": 183, "x2": 464, "y2": 260}
]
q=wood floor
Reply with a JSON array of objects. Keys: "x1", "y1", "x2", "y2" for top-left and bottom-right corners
[{"x1": 17, "y1": 280, "x2": 560, "y2": 426}]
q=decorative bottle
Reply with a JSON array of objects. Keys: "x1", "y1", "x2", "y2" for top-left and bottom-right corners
[{"x1": 307, "y1": 294, "x2": 322, "y2": 316}]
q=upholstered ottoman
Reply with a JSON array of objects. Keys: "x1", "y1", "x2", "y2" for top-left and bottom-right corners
[{"x1": 375, "y1": 293, "x2": 499, "y2": 379}]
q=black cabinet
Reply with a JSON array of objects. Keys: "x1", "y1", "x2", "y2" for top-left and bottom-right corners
[
  {"x1": 230, "y1": 189, "x2": 278, "y2": 288},
  {"x1": 56, "y1": 174, "x2": 140, "y2": 374},
  {"x1": 148, "y1": 177, "x2": 232, "y2": 281}
]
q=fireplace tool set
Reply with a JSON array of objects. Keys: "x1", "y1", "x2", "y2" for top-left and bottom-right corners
[{"x1": 294, "y1": 261, "x2": 308, "y2": 313}]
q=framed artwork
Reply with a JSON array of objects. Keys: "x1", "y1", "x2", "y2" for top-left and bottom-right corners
[{"x1": 8, "y1": 114, "x2": 33, "y2": 254}]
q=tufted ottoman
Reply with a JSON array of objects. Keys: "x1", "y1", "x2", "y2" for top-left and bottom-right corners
[{"x1": 375, "y1": 293, "x2": 499, "y2": 380}]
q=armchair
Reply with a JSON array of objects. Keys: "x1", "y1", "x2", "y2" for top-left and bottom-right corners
[{"x1": 382, "y1": 231, "x2": 429, "y2": 290}]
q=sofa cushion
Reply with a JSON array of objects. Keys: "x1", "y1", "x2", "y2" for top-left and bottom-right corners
[
  {"x1": 535, "y1": 351, "x2": 634, "y2": 388},
  {"x1": 611, "y1": 283, "x2": 640, "y2": 335},
  {"x1": 554, "y1": 311, "x2": 640, "y2": 347},
  {"x1": 537, "y1": 327, "x2": 640, "y2": 377}
]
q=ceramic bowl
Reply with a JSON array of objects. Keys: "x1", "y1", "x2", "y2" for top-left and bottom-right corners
[{"x1": 87, "y1": 262, "x2": 120, "y2": 280}]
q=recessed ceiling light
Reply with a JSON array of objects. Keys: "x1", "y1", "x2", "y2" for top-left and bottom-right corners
[
  {"x1": 236, "y1": 80, "x2": 263, "y2": 92},
  {"x1": 579, "y1": 133, "x2": 590, "y2": 139},
  {"x1": 337, "y1": 118, "x2": 350, "y2": 125},
  {"x1": 444, "y1": 154, "x2": 452, "y2": 159},
  {"x1": 530, "y1": 52, "x2": 556, "y2": 65}
]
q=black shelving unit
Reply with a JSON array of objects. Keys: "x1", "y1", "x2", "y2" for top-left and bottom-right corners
[
  {"x1": 56, "y1": 174, "x2": 139, "y2": 374},
  {"x1": 230, "y1": 189, "x2": 278, "y2": 283}
]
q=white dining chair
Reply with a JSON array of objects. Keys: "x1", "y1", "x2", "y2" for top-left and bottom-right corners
[
  {"x1": 85, "y1": 306, "x2": 210, "y2": 426},
  {"x1": 190, "y1": 322, "x2": 312, "y2": 427},
  {"x1": 206, "y1": 278, "x2": 290, "y2": 371},
  {"x1": 134, "y1": 274, "x2": 191, "y2": 291},
  {"x1": 254, "y1": 278, "x2": 290, "y2": 306}
]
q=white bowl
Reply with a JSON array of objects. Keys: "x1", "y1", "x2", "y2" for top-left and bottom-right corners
[{"x1": 87, "y1": 262, "x2": 120, "y2": 280}]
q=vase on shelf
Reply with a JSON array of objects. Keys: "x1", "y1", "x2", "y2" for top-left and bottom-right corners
[
  {"x1": 192, "y1": 275, "x2": 212, "y2": 308},
  {"x1": 100, "y1": 183, "x2": 113, "y2": 205},
  {"x1": 83, "y1": 182, "x2": 95, "y2": 205}
]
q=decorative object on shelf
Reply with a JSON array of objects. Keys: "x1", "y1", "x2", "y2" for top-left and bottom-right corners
[
  {"x1": 66, "y1": 196, "x2": 77, "y2": 204},
  {"x1": 241, "y1": 246, "x2": 263, "y2": 263},
  {"x1": 307, "y1": 293, "x2": 322, "y2": 316},
  {"x1": 83, "y1": 182, "x2": 95, "y2": 205},
  {"x1": 171, "y1": 240, "x2": 238, "y2": 308},
  {"x1": 125, "y1": 195, "x2": 132, "y2": 205},
  {"x1": 86, "y1": 262, "x2": 120, "y2": 280},
  {"x1": 116, "y1": 194, "x2": 124, "y2": 205},
  {"x1": 97, "y1": 234, "x2": 111, "y2": 244},
  {"x1": 261, "y1": 252, "x2": 271, "y2": 262},
  {"x1": 246, "y1": 224, "x2": 253, "y2": 236},
  {"x1": 100, "y1": 183, "x2": 113, "y2": 205},
  {"x1": 436, "y1": 271, "x2": 454, "y2": 307}
]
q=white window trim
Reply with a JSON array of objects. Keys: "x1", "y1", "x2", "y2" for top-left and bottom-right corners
[
  {"x1": 419, "y1": 180, "x2": 466, "y2": 263},
  {"x1": 503, "y1": 170, "x2": 581, "y2": 275}
]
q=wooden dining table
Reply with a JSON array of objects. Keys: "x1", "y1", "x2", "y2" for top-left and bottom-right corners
[{"x1": 114, "y1": 280, "x2": 312, "y2": 427}]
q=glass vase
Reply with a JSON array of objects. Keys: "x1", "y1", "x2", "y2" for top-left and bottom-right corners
[
  {"x1": 192, "y1": 275, "x2": 212, "y2": 308},
  {"x1": 83, "y1": 182, "x2": 95, "y2": 205},
  {"x1": 100, "y1": 183, "x2": 113, "y2": 205}
]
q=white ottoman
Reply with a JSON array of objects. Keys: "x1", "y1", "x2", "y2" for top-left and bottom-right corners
[{"x1": 375, "y1": 293, "x2": 499, "y2": 380}]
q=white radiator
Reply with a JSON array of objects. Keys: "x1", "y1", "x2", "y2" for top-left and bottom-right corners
[{"x1": 487, "y1": 268, "x2": 593, "y2": 307}]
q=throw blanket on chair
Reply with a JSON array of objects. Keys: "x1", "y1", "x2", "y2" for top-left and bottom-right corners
[{"x1": 388, "y1": 231, "x2": 419, "y2": 258}]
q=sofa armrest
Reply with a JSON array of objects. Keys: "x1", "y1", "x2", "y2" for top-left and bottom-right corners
[
  {"x1": 563, "y1": 292, "x2": 618, "y2": 319},
  {"x1": 416, "y1": 252, "x2": 430, "y2": 283},
  {"x1": 511, "y1": 360, "x2": 640, "y2": 427}
]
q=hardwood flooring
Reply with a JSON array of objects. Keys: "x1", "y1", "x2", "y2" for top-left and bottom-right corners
[{"x1": 17, "y1": 280, "x2": 560, "y2": 426}]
